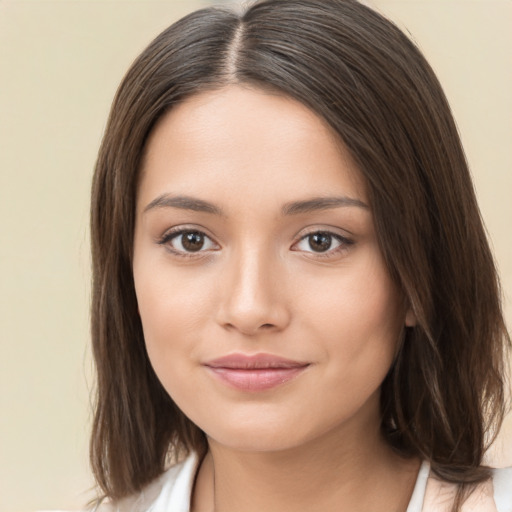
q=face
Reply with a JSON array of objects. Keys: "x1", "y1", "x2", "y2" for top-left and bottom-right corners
[{"x1": 133, "y1": 85, "x2": 408, "y2": 453}]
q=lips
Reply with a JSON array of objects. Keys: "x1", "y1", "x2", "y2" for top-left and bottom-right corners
[{"x1": 204, "y1": 353, "x2": 310, "y2": 392}]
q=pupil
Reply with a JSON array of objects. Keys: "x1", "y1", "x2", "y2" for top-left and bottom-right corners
[
  {"x1": 309, "y1": 233, "x2": 331, "y2": 252},
  {"x1": 182, "y1": 232, "x2": 204, "y2": 252}
]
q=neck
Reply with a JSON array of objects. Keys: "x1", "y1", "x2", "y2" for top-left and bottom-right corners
[{"x1": 192, "y1": 409, "x2": 420, "y2": 512}]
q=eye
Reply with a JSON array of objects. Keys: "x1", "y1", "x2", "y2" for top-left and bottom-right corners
[
  {"x1": 159, "y1": 229, "x2": 218, "y2": 255},
  {"x1": 292, "y1": 231, "x2": 353, "y2": 255}
]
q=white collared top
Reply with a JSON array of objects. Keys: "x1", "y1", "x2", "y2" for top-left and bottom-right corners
[{"x1": 90, "y1": 453, "x2": 512, "y2": 512}]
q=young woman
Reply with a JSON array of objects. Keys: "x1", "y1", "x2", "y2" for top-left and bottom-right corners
[{"x1": 89, "y1": 1, "x2": 511, "y2": 510}]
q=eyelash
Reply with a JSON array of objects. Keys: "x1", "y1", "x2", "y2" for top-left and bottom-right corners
[
  {"x1": 157, "y1": 228, "x2": 354, "y2": 259},
  {"x1": 157, "y1": 227, "x2": 218, "y2": 259}
]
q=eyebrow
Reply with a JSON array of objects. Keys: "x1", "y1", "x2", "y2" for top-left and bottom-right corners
[
  {"x1": 281, "y1": 196, "x2": 369, "y2": 215},
  {"x1": 144, "y1": 194, "x2": 225, "y2": 216},
  {"x1": 143, "y1": 194, "x2": 369, "y2": 216}
]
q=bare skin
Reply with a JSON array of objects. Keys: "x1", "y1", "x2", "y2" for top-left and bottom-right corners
[
  {"x1": 192, "y1": 412, "x2": 420, "y2": 512},
  {"x1": 133, "y1": 85, "x2": 419, "y2": 512}
]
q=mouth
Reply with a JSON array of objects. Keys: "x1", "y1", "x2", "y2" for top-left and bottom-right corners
[{"x1": 203, "y1": 353, "x2": 310, "y2": 392}]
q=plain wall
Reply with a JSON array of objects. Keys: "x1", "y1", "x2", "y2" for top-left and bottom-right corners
[{"x1": 0, "y1": 1, "x2": 510, "y2": 510}]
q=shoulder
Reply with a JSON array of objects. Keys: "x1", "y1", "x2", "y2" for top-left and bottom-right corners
[
  {"x1": 423, "y1": 466, "x2": 512, "y2": 512},
  {"x1": 89, "y1": 452, "x2": 199, "y2": 512},
  {"x1": 491, "y1": 467, "x2": 512, "y2": 512}
]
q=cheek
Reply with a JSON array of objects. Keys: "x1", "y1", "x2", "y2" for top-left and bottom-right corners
[
  {"x1": 133, "y1": 271, "x2": 214, "y2": 423},
  {"x1": 133, "y1": 265, "x2": 229, "y2": 433},
  {"x1": 298, "y1": 259, "x2": 403, "y2": 375},
  {"x1": 303, "y1": 264, "x2": 401, "y2": 332},
  {"x1": 299, "y1": 273, "x2": 402, "y2": 431},
  {"x1": 132, "y1": 257, "x2": 215, "y2": 379}
]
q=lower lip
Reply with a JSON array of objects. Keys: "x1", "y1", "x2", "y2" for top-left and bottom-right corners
[{"x1": 206, "y1": 366, "x2": 308, "y2": 392}]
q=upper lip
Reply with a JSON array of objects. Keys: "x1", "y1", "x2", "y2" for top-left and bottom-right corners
[{"x1": 204, "y1": 353, "x2": 309, "y2": 369}]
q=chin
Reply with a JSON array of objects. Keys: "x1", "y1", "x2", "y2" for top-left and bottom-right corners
[{"x1": 201, "y1": 414, "x2": 345, "y2": 455}]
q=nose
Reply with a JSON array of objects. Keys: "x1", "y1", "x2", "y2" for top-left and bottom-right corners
[{"x1": 215, "y1": 247, "x2": 291, "y2": 336}]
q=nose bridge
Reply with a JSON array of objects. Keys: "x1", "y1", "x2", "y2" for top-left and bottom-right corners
[
  {"x1": 234, "y1": 245, "x2": 272, "y2": 306},
  {"x1": 217, "y1": 239, "x2": 289, "y2": 334}
]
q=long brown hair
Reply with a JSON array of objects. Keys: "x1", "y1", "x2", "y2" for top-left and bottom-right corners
[{"x1": 90, "y1": 0, "x2": 510, "y2": 507}]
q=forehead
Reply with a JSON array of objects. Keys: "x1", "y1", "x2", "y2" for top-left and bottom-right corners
[{"x1": 138, "y1": 85, "x2": 367, "y2": 211}]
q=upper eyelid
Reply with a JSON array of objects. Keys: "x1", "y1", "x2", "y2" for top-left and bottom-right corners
[
  {"x1": 158, "y1": 229, "x2": 219, "y2": 257},
  {"x1": 159, "y1": 227, "x2": 349, "y2": 238},
  {"x1": 157, "y1": 226, "x2": 353, "y2": 249},
  {"x1": 158, "y1": 225, "x2": 217, "y2": 243},
  {"x1": 294, "y1": 225, "x2": 354, "y2": 241},
  {"x1": 293, "y1": 231, "x2": 352, "y2": 247}
]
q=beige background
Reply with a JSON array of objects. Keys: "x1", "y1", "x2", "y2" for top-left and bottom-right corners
[{"x1": 0, "y1": 1, "x2": 510, "y2": 511}]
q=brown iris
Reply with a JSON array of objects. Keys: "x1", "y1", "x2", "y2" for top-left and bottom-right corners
[
  {"x1": 308, "y1": 232, "x2": 332, "y2": 252},
  {"x1": 181, "y1": 231, "x2": 205, "y2": 252}
]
